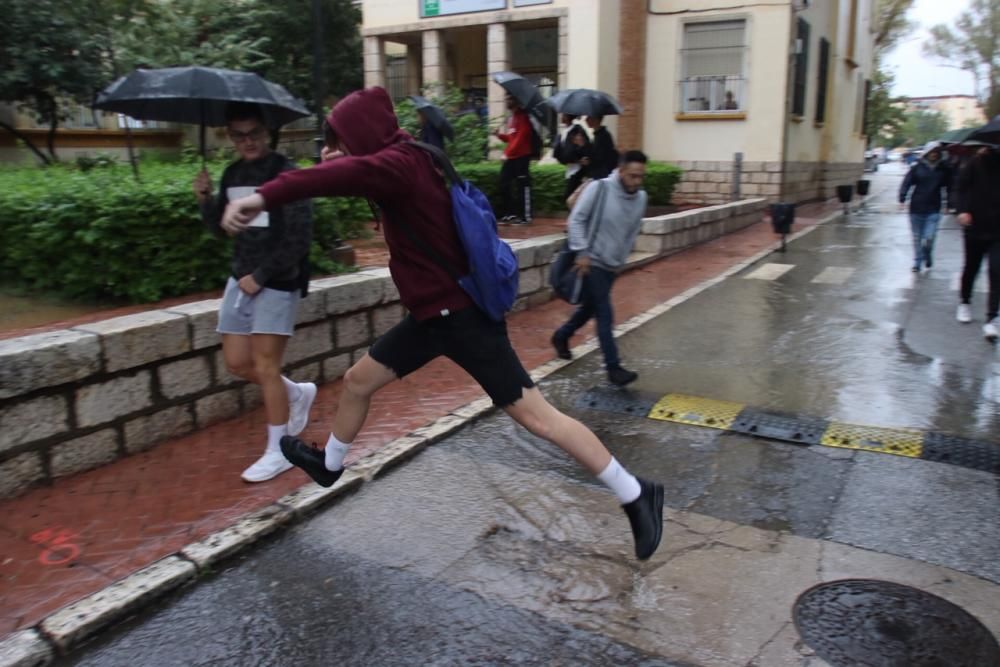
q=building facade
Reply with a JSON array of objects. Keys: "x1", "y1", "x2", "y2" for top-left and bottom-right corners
[
  {"x1": 907, "y1": 95, "x2": 985, "y2": 132},
  {"x1": 361, "y1": 0, "x2": 876, "y2": 204}
]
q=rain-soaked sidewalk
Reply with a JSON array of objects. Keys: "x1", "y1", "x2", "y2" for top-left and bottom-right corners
[{"x1": 0, "y1": 200, "x2": 844, "y2": 647}]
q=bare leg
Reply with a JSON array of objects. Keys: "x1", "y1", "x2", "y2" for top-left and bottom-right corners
[
  {"x1": 222, "y1": 334, "x2": 257, "y2": 382},
  {"x1": 503, "y1": 387, "x2": 612, "y2": 475},
  {"x1": 250, "y1": 334, "x2": 290, "y2": 425},
  {"x1": 331, "y1": 353, "x2": 398, "y2": 442}
]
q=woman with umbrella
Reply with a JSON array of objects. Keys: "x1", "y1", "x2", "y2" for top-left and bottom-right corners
[{"x1": 409, "y1": 96, "x2": 453, "y2": 151}]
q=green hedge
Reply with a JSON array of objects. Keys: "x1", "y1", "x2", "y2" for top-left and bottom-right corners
[
  {"x1": 0, "y1": 161, "x2": 369, "y2": 304},
  {"x1": 454, "y1": 161, "x2": 682, "y2": 215},
  {"x1": 0, "y1": 158, "x2": 681, "y2": 305}
]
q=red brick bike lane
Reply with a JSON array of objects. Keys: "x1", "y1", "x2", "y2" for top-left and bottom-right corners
[{"x1": 0, "y1": 204, "x2": 836, "y2": 640}]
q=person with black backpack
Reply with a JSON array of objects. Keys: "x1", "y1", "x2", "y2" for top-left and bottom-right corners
[
  {"x1": 553, "y1": 113, "x2": 592, "y2": 200},
  {"x1": 192, "y1": 102, "x2": 316, "y2": 483},
  {"x1": 585, "y1": 115, "x2": 620, "y2": 180},
  {"x1": 494, "y1": 93, "x2": 535, "y2": 224},
  {"x1": 223, "y1": 87, "x2": 665, "y2": 561}
]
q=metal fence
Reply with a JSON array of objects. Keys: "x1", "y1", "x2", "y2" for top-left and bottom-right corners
[{"x1": 679, "y1": 76, "x2": 747, "y2": 113}]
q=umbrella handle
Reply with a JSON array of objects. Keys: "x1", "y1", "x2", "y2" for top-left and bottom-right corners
[{"x1": 199, "y1": 100, "x2": 206, "y2": 167}]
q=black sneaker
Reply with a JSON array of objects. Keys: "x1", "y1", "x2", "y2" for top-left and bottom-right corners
[
  {"x1": 608, "y1": 366, "x2": 638, "y2": 386},
  {"x1": 279, "y1": 436, "x2": 344, "y2": 488},
  {"x1": 623, "y1": 478, "x2": 664, "y2": 560},
  {"x1": 551, "y1": 333, "x2": 572, "y2": 360}
]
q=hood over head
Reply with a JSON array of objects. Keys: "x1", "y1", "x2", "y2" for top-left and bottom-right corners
[{"x1": 326, "y1": 87, "x2": 411, "y2": 157}]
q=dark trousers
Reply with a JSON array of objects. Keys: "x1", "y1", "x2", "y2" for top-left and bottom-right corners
[
  {"x1": 499, "y1": 156, "x2": 532, "y2": 220},
  {"x1": 960, "y1": 234, "x2": 1000, "y2": 320},
  {"x1": 564, "y1": 170, "x2": 586, "y2": 202},
  {"x1": 554, "y1": 266, "x2": 620, "y2": 369}
]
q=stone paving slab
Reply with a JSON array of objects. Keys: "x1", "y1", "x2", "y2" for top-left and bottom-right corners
[{"x1": 0, "y1": 201, "x2": 842, "y2": 663}]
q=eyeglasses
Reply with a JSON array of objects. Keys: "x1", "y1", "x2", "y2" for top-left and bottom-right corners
[{"x1": 228, "y1": 127, "x2": 268, "y2": 143}]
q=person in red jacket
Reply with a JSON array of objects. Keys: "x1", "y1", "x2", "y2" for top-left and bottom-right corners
[
  {"x1": 222, "y1": 87, "x2": 664, "y2": 561},
  {"x1": 494, "y1": 94, "x2": 534, "y2": 224}
]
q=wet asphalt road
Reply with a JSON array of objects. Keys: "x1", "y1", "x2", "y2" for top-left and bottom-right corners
[{"x1": 58, "y1": 165, "x2": 999, "y2": 666}]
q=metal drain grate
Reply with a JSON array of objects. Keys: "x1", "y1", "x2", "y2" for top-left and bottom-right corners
[
  {"x1": 574, "y1": 386, "x2": 659, "y2": 417},
  {"x1": 921, "y1": 432, "x2": 1000, "y2": 475},
  {"x1": 794, "y1": 579, "x2": 1000, "y2": 667},
  {"x1": 730, "y1": 409, "x2": 829, "y2": 446}
]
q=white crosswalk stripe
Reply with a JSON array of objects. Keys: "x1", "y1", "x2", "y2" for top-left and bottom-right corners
[
  {"x1": 744, "y1": 263, "x2": 795, "y2": 281},
  {"x1": 811, "y1": 267, "x2": 855, "y2": 285}
]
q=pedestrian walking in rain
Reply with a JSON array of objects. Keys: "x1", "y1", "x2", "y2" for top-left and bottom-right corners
[
  {"x1": 584, "y1": 115, "x2": 619, "y2": 180},
  {"x1": 494, "y1": 93, "x2": 534, "y2": 224},
  {"x1": 416, "y1": 108, "x2": 445, "y2": 150},
  {"x1": 551, "y1": 151, "x2": 648, "y2": 387},
  {"x1": 954, "y1": 146, "x2": 1000, "y2": 341},
  {"x1": 223, "y1": 87, "x2": 664, "y2": 560},
  {"x1": 899, "y1": 144, "x2": 951, "y2": 273},
  {"x1": 553, "y1": 113, "x2": 592, "y2": 201},
  {"x1": 192, "y1": 102, "x2": 317, "y2": 482}
]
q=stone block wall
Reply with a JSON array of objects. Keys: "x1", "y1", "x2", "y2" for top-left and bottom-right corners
[
  {"x1": 0, "y1": 199, "x2": 767, "y2": 498},
  {"x1": 672, "y1": 160, "x2": 863, "y2": 205}
]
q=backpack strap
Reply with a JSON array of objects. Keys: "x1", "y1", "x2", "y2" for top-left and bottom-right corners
[{"x1": 410, "y1": 141, "x2": 463, "y2": 186}]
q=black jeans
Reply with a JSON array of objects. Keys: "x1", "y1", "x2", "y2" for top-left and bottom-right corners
[
  {"x1": 960, "y1": 234, "x2": 1000, "y2": 320},
  {"x1": 499, "y1": 156, "x2": 532, "y2": 220},
  {"x1": 554, "y1": 266, "x2": 620, "y2": 369}
]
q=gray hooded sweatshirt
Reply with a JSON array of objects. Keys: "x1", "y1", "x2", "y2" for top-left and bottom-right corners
[{"x1": 567, "y1": 171, "x2": 648, "y2": 271}]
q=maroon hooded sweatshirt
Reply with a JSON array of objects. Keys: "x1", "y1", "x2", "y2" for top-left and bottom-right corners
[{"x1": 257, "y1": 87, "x2": 473, "y2": 321}]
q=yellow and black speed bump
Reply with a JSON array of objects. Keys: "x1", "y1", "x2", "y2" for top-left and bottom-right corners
[{"x1": 576, "y1": 387, "x2": 1000, "y2": 475}]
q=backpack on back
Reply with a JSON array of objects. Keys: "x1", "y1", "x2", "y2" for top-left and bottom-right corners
[
  {"x1": 403, "y1": 142, "x2": 519, "y2": 322},
  {"x1": 528, "y1": 116, "x2": 544, "y2": 160}
]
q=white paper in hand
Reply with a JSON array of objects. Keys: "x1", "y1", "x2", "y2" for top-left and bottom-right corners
[{"x1": 227, "y1": 186, "x2": 270, "y2": 228}]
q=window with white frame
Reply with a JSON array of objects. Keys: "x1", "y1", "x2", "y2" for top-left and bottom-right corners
[{"x1": 679, "y1": 20, "x2": 747, "y2": 114}]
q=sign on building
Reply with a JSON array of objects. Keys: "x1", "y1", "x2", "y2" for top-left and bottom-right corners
[{"x1": 420, "y1": 0, "x2": 506, "y2": 17}]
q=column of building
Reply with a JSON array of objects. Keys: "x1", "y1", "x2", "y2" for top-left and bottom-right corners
[
  {"x1": 363, "y1": 36, "x2": 385, "y2": 88},
  {"x1": 617, "y1": 0, "x2": 648, "y2": 151},
  {"x1": 487, "y1": 22, "x2": 509, "y2": 153},
  {"x1": 422, "y1": 30, "x2": 446, "y2": 97}
]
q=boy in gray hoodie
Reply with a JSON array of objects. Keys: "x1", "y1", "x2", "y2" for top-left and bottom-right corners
[{"x1": 551, "y1": 150, "x2": 648, "y2": 385}]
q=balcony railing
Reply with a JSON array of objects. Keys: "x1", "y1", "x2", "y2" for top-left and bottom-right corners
[{"x1": 679, "y1": 76, "x2": 747, "y2": 114}]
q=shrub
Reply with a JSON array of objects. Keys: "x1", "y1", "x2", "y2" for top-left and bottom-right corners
[
  {"x1": 0, "y1": 161, "x2": 369, "y2": 304},
  {"x1": 455, "y1": 161, "x2": 682, "y2": 215}
]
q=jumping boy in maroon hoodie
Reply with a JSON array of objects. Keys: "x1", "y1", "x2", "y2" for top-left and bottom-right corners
[{"x1": 223, "y1": 87, "x2": 664, "y2": 560}]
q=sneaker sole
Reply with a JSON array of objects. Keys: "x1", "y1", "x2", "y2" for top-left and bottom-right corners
[
  {"x1": 639, "y1": 483, "x2": 665, "y2": 561},
  {"x1": 241, "y1": 461, "x2": 294, "y2": 483}
]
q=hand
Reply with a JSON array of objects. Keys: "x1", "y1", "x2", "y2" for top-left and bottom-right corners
[
  {"x1": 222, "y1": 193, "x2": 264, "y2": 236},
  {"x1": 580, "y1": 157, "x2": 591, "y2": 166},
  {"x1": 321, "y1": 145, "x2": 344, "y2": 161},
  {"x1": 238, "y1": 274, "x2": 262, "y2": 296},
  {"x1": 193, "y1": 170, "x2": 212, "y2": 204},
  {"x1": 573, "y1": 255, "x2": 591, "y2": 277},
  {"x1": 957, "y1": 212, "x2": 973, "y2": 227}
]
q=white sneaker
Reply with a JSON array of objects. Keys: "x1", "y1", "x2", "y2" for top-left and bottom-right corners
[
  {"x1": 984, "y1": 319, "x2": 999, "y2": 342},
  {"x1": 956, "y1": 304, "x2": 972, "y2": 323},
  {"x1": 241, "y1": 450, "x2": 293, "y2": 483},
  {"x1": 287, "y1": 382, "x2": 317, "y2": 436}
]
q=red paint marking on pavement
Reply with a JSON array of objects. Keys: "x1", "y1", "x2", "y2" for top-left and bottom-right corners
[{"x1": 29, "y1": 528, "x2": 81, "y2": 566}]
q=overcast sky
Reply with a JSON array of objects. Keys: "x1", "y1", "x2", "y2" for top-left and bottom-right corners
[{"x1": 883, "y1": 0, "x2": 975, "y2": 97}]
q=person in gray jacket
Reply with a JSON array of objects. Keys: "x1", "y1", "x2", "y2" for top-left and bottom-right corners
[{"x1": 551, "y1": 150, "x2": 648, "y2": 385}]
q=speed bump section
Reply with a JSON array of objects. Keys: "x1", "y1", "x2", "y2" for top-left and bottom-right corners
[
  {"x1": 820, "y1": 422, "x2": 923, "y2": 458},
  {"x1": 648, "y1": 393, "x2": 744, "y2": 430}
]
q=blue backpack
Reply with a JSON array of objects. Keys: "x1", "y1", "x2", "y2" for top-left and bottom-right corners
[{"x1": 400, "y1": 142, "x2": 518, "y2": 322}]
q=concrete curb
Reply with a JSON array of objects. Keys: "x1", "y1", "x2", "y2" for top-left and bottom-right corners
[{"x1": 0, "y1": 210, "x2": 841, "y2": 666}]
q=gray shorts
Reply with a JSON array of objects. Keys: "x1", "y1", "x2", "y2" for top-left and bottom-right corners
[{"x1": 217, "y1": 277, "x2": 299, "y2": 336}]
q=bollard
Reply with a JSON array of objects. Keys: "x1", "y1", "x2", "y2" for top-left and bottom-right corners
[{"x1": 836, "y1": 184, "x2": 854, "y2": 215}]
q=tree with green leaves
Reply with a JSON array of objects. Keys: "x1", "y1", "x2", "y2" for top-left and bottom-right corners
[
  {"x1": 874, "y1": 0, "x2": 917, "y2": 56},
  {"x1": 0, "y1": 0, "x2": 109, "y2": 163},
  {"x1": 923, "y1": 0, "x2": 1000, "y2": 117},
  {"x1": 865, "y1": 68, "x2": 908, "y2": 145},
  {"x1": 895, "y1": 108, "x2": 949, "y2": 148},
  {"x1": 249, "y1": 0, "x2": 363, "y2": 106}
]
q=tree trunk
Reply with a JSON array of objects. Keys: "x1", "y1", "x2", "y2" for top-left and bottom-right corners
[
  {"x1": 46, "y1": 96, "x2": 59, "y2": 162},
  {"x1": 0, "y1": 120, "x2": 52, "y2": 165}
]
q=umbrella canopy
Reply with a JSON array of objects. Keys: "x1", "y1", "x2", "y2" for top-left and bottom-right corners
[
  {"x1": 491, "y1": 71, "x2": 545, "y2": 118},
  {"x1": 963, "y1": 118, "x2": 1000, "y2": 147},
  {"x1": 544, "y1": 88, "x2": 623, "y2": 117},
  {"x1": 938, "y1": 128, "x2": 975, "y2": 145},
  {"x1": 409, "y1": 96, "x2": 454, "y2": 140},
  {"x1": 94, "y1": 66, "x2": 310, "y2": 127}
]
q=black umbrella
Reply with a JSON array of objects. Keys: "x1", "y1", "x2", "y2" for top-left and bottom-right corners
[
  {"x1": 491, "y1": 71, "x2": 545, "y2": 119},
  {"x1": 963, "y1": 118, "x2": 1000, "y2": 146},
  {"x1": 93, "y1": 66, "x2": 311, "y2": 159},
  {"x1": 544, "y1": 88, "x2": 623, "y2": 117},
  {"x1": 408, "y1": 96, "x2": 454, "y2": 140}
]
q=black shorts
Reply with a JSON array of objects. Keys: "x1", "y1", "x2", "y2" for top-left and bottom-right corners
[{"x1": 369, "y1": 307, "x2": 535, "y2": 407}]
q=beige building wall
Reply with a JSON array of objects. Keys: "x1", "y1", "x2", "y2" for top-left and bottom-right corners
[{"x1": 908, "y1": 95, "x2": 985, "y2": 130}]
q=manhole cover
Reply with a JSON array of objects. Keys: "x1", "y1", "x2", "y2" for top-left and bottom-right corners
[{"x1": 793, "y1": 579, "x2": 1000, "y2": 667}]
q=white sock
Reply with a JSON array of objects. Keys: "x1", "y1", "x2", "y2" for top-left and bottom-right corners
[
  {"x1": 597, "y1": 457, "x2": 642, "y2": 504},
  {"x1": 282, "y1": 376, "x2": 303, "y2": 403},
  {"x1": 324, "y1": 433, "x2": 351, "y2": 471},
  {"x1": 266, "y1": 423, "x2": 288, "y2": 454}
]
